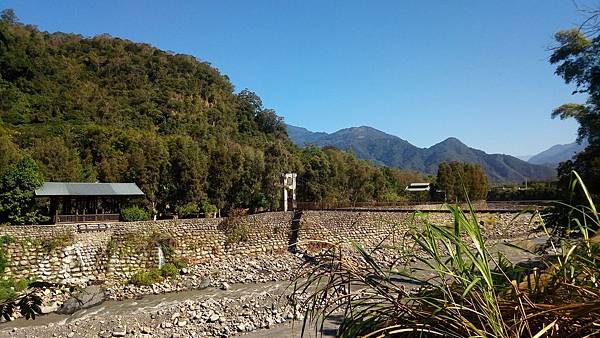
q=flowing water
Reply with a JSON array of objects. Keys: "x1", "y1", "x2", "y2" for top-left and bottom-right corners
[
  {"x1": 157, "y1": 245, "x2": 165, "y2": 269},
  {"x1": 74, "y1": 245, "x2": 86, "y2": 270}
]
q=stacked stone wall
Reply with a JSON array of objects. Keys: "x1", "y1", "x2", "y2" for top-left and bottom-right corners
[
  {"x1": 0, "y1": 212, "x2": 293, "y2": 283},
  {"x1": 0, "y1": 210, "x2": 536, "y2": 284},
  {"x1": 298, "y1": 211, "x2": 411, "y2": 252}
]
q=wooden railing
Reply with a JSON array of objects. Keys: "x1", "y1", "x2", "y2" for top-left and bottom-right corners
[{"x1": 55, "y1": 213, "x2": 120, "y2": 224}]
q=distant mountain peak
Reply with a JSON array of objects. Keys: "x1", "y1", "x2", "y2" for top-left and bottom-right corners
[{"x1": 437, "y1": 137, "x2": 465, "y2": 146}]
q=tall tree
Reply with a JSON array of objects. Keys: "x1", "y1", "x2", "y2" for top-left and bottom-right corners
[
  {"x1": 550, "y1": 25, "x2": 600, "y2": 199},
  {"x1": 31, "y1": 137, "x2": 86, "y2": 182},
  {"x1": 0, "y1": 156, "x2": 46, "y2": 224},
  {"x1": 435, "y1": 162, "x2": 488, "y2": 202},
  {"x1": 0, "y1": 130, "x2": 20, "y2": 175}
]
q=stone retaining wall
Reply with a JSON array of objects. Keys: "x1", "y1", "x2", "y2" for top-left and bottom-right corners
[
  {"x1": 0, "y1": 210, "x2": 537, "y2": 284},
  {"x1": 0, "y1": 212, "x2": 293, "y2": 284},
  {"x1": 298, "y1": 211, "x2": 411, "y2": 252}
]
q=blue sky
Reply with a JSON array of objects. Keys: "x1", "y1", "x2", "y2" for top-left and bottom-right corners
[{"x1": 2, "y1": 0, "x2": 592, "y2": 155}]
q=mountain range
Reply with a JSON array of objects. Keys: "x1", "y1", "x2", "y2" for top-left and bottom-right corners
[
  {"x1": 287, "y1": 125, "x2": 556, "y2": 182},
  {"x1": 527, "y1": 141, "x2": 588, "y2": 166}
]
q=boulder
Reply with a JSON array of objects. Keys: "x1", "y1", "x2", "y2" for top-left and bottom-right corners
[
  {"x1": 57, "y1": 285, "x2": 105, "y2": 315},
  {"x1": 198, "y1": 276, "x2": 211, "y2": 289}
]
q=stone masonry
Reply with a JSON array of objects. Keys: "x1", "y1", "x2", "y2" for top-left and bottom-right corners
[{"x1": 0, "y1": 210, "x2": 538, "y2": 285}]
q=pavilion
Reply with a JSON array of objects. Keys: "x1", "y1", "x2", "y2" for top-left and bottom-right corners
[{"x1": 35, "y1": 182, "x2": 144, "y2": 224}]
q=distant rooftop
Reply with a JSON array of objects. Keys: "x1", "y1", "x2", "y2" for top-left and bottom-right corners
[
  {"x1": 35, "y1": 182, "x2": 144, "y2": 197},
  {"x1": 405, "y1": 182, "x2": 431, "y2": 192}
]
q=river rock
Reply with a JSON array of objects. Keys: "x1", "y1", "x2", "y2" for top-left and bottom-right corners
[
  {"x1": 57, "y1": 285, "x2": 105, "y2": 315},
  {"x1": 40, "y1": 302, "x2": 59, "y2": 314},
  {"x1": 198, "y1": 276, "x2": 211, "y2": 289},
  {"x1": 112, "y1": 326, "x2": 126, "y2": 337}
]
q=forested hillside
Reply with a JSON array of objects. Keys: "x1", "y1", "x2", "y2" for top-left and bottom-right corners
[{"x1": 0, "y1": 13, "x2": 424, "y2": 219}]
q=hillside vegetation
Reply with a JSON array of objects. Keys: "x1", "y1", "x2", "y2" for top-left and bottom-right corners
[{"x1": 0, "y1": 13, "x2": 425, "y2": 219}]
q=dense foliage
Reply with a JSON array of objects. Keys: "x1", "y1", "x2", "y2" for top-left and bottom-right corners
[
  {"x1": 487, "y1": 180, "x2": 558, "y2": 201},
  {"x1": 120, "y1": 206, "x2": 150, "y2": 222},
  {"x1": 433, "y1": 161, "x2": 488, "y2": 201},
  {"x1": 0, "y1": 156, "x2": 46, "y2": 224},
  {"x1": 0, "y1": 12, "x2": 424, "y2": 222},
  {"x1": 298, "y1": 146, "x2": 425, "y2": 204},
  {"x1": 550, "y1": 24, "x2": 600, "y2": 201}
]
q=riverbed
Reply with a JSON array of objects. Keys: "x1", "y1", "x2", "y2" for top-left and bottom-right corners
[{"x1": 0, "y1": 234, "x2": 546, "y2": 337}]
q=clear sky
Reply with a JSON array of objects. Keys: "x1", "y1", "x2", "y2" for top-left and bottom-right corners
[{"x1": 2, "y1": 0, "x2": 593, "y2": 155}]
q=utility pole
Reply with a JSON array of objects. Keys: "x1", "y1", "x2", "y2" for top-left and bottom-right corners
[{"x1": 282, "y1": 173, "x2": 297, "y2": 212}]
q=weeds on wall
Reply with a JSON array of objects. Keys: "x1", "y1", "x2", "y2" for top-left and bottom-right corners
[
  {"x1": 148, "y1": 231, "x2": 177, "y2": 259},
  {"x1": 39, "y1": 232, "x2": 74, "y2": 252},
  {"x1": 0, "y1": 235, "x2": 15, "y2": 273},
  {"x1": 129, "y1": 263, "x2": 183, "y2": 286},
  {"x1": 294, "y1": 171, "x2": 600, "y2": 338},
  {"x1": 0, "y1": 234, "x2": 48, "y2": 320},
  {"x1": 218, "y1": 209, "x2": 251, "y2": 247}
]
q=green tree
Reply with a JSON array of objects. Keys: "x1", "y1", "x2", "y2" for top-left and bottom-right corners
[
  {"x1": 0, "y1": 156, "x2": 46, "y2": 224},
  {"x1": 0, "y1": 9, "x2": 18, "y2": 25},
  {"x1": 0, "y1": 131, "x2": 20, "y2": 175},
  {"x1": 123, "y1": 132, "x2": 168, "y2": 215},
  {"x1": 550, "y1": 27, "x2": 600, "y2": 199},
  {"x1": 31, "y1": 137, "x2": 85, "y2": 182},
  {"x1": 166, "y1": 136, "x2": 208, "y2": 209},
  {"x1": 298, "y1": 146, "x2": 331, "y2": 203},
  {"x1": 435, "y1": 162, "x2": 488, "y2": 202}
]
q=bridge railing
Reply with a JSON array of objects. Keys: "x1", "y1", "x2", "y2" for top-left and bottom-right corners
[{"x1": 296, "y1": 200, "x2": 554, "y2": 211}]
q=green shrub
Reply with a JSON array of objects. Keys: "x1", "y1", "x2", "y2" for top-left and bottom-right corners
[
  {"x1": 0, "y1": 281, "x2": 16, "y2": 301},
  {"x1": 121, "y1": 206, "x2": 150, "y2": 222},
  {"x1": 0, "y1": 278, "x2": 30, "y2": 301},
  {"x1": 160, "y1": 263, "x2": 179, "y2": 278},
  {"x1": 129, "y1": 268, "x2": 163, "y2": 286},
  {"x1": 148, "y1": 232, "x2": 176, "y2": 258},
  {"x1": 175, "y1": 202, "x2": 199, "y2": 218},
  {"x1": 0, "y1": 252, "x2": 8, "y2": 275},
  {"x1": 201, "y1": 200, "x2": 218, "y2": 218},
  {"x1": 171, "y1": 257, "x2": 188, "y2": 269},
  {"x1": 0, "y1": 235, "x2": 14, "y2": 273},
  {"x1": 147, "y1": 267, "x2": 162, "y2": 282},
  {"x1": 0, "y1": 235, "x2": 15, "y2": 245},
  {"x1": 40, "y1": 232, "x2": 73, "y2": 252},
  {"x1": 219, "y1": 209, "x2": 250, "y2": 246},
  {"x1": 12, "y1": 278, "x2": 30, "y2": 292}
]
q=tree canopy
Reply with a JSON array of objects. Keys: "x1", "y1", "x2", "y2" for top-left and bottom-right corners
[
  {"x1": 434, "y1": 162, "x2": 488, "y2": 202},
  {"x1": 550, "y1": 24, "x2": 600, "y2": 200},
  {"x1": 0, "y1": 156, "x2": 46, "y2": 224}
]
